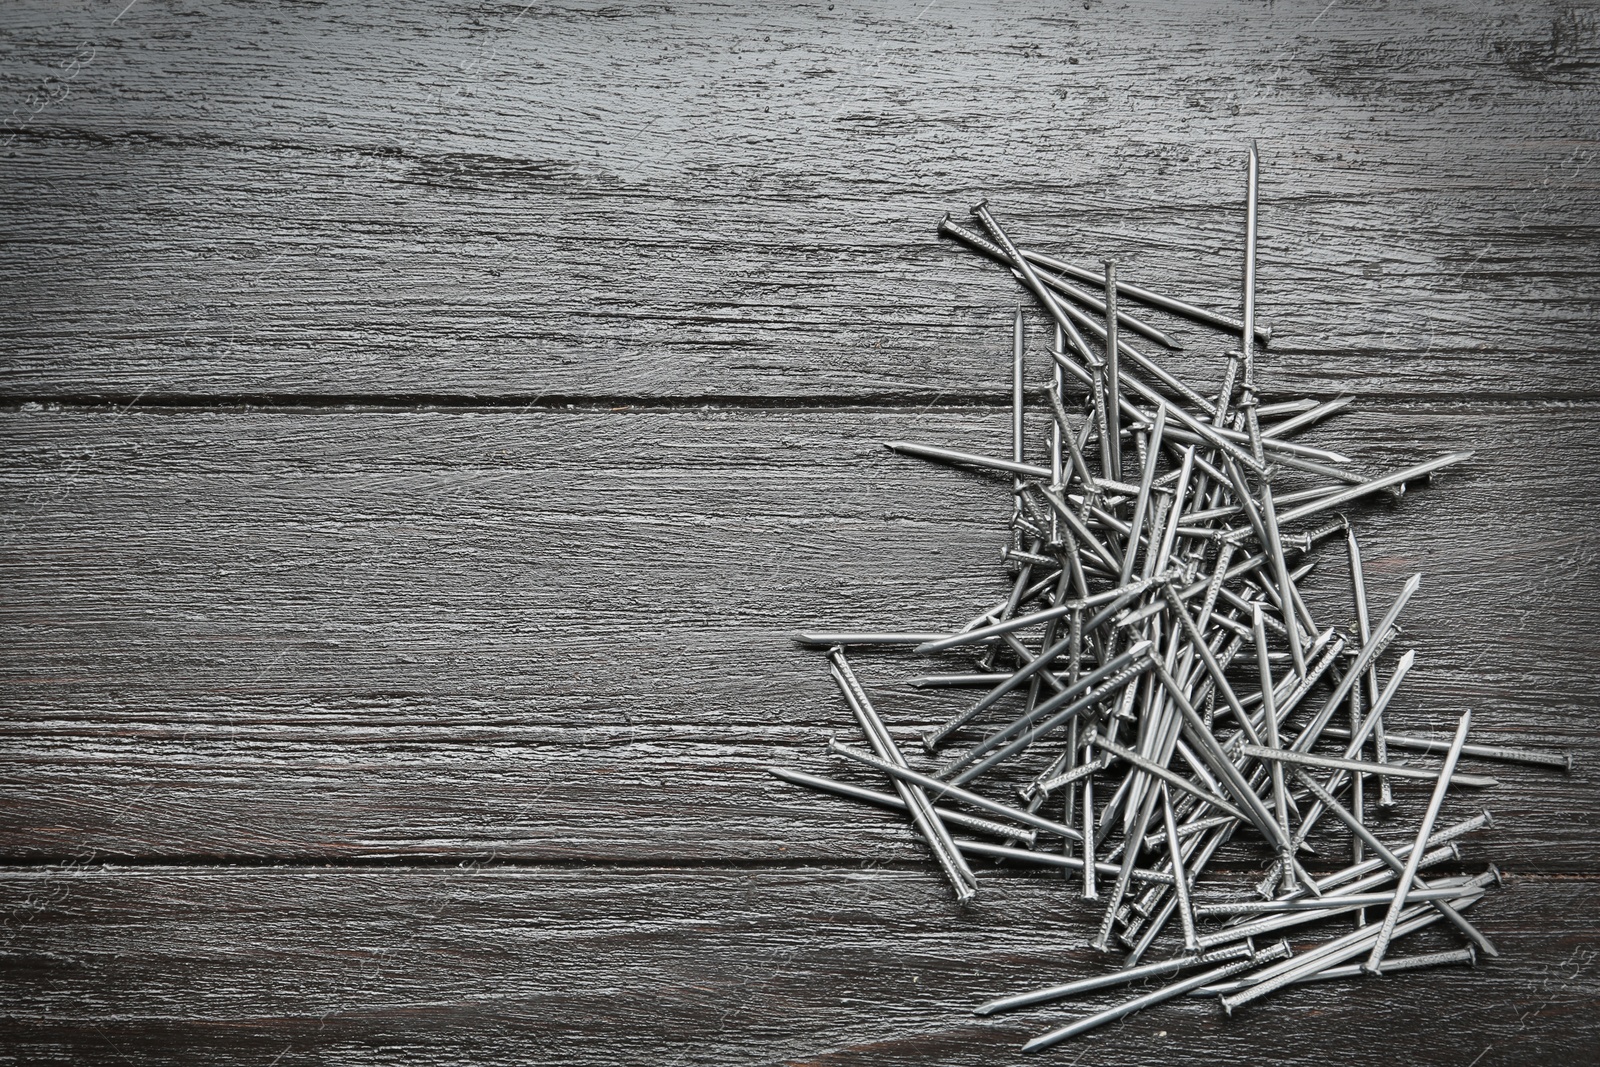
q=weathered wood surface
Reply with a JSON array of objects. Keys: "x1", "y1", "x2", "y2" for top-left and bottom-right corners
[
  {"x1": 0, "y1": 866, "x2": 1596, "y2": 1066},
  {"x1": 1, "y1": 0, "x2": 1597, "y2": 400},
  {"x1": 3, "y1": 0, "x2": 1599, "y2": 1062},
  {"x1": 1, "y1": 405, "x2": 1594, "y2": 869}
]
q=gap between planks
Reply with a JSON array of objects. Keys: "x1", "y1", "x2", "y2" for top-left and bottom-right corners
[{"x1": 5, "y1": 394, "x2": 1600, "y2": 415}]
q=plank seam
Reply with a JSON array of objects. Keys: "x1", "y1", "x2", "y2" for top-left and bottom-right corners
[
  {"x1": 0, "y1": 857, "x2": 1590, "y2": 877},
  {"x1": 5, "y1": 394, "x2": 1600, "y2": 414}
]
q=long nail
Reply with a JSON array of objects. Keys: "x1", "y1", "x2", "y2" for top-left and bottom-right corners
[
  {"x1": 1363, "y1": 710, "x2": 1475, "y2": 973},
  {"x1": 828, "y1": 650, "x2": 978, "y2": 901},
  {"x1": 1262, "y1": 394, "x2": 1354, "y2": 439},
  {"x1": 954, "y1": 837, "x2": 1173, "y2": 886},
  {"x1": 795, "y1": 631, "x2": 948, "y2": 647},
  {"x1": 1346, "y1": 526, "x2": 1395, "y2": 807},
  {"x1": 884, "y1": 438, "x2": 1050, "y2": 479},
  {"x1": 1239, "y1": 744, "x2": 1497, "y2": 788},
  {"x1": 1293, "y1": 766, "x2": 1499, "y2": 959},
  {"x1": 1103, "y1": 261, "x2": 1123, "y2": 482},
  {"x1": 828, "y1": 738, "x2": 1083, "y2": 842},
  {"x1": 938, "y1": 214, "x2": 1183, "y2": 349},
  {"x1": 1195, "y1": 886, "x2": 1477, "y2": 918},
  {"x1": 1081, "y1": 747, "x2": 1100, "y2": 899},
  {"x1": 1025, "y1": 941, "x2": 1291, "y2": 1051},
  {"x1": 1258, "y1": 480, "x2": 1308, "y2": 677},
  {"x1": 1219, "y1": 868, "x2": 1498, "y2": 1013},
  {"x1": 1252, "y1": 604, "x2": 1295, "y2": 871},
  {"x1": 1214, "y1": 350, "x2": 1241, "y2": 429},
  {"x1": 1159, "y1": 783, "x2": 1201, "y2": 952},
  {"x1": 938, "y1": 216, "x2": 1273, "y2": 343},
  {"x1": 1118, "y1": 406, "x2": 1167, "y2": 584},
  {"x1": 975, "y1": 941, "x2": 1253, "y2": 1016},
  {"x1": 1350, "y1": 679, "x2": 1368, "y2": 898},
  {"x1": 969, "y1": 200, "x2": 1096, "y2": 360},
  {"x1": 1291, "y1": 573, "x2": 1422, "y2": 753},
  {"x1": 1319, "y1": 727, "x2": 1573, "y2": 771},
  {"x1": 1197, "y1": 843, "x2": 1466, "y2": 950},
  {"x1": 1240, "y1": 141, "x2": 1265, "y2": 465},
  {"x1": 905, "y1": 672, "x2": 1015, "y2": 689},
  {"x1": 1012, "y1": 307, "x2": 1026, "y2": 500},
  {"x1": 1198, "y1": 946, "x2": 1476, "y2": 997},
  {"x1": 767, "y1": 767, "x2": 1037, "y2": 844},
  {"x1": 1275, "y1": 452, "x2": 1473, "y2": 527},
  {"x1": 1049, "y1": 329, "x2": 1065, "y2": 546}
]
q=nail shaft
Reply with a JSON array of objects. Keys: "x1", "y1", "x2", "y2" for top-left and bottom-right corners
[{"x1": 1364, "y1": 710, "x2": 1474, "y2": 972}]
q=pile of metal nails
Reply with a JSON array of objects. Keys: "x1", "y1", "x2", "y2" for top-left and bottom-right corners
[{"x1": 772, "y1": 145, "x2": 1574, "y2": 1053}]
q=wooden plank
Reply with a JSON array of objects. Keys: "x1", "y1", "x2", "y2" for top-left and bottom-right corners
[
  {"x1": 1, "y1": 0, "x2": 1597, "y2": 400},
  {"x1": 0, "y1": 865, "x2": 1594, "y2": 1065},
  {"x1": 0, "y1": 403, "x2": 1594, "y2": 866}
]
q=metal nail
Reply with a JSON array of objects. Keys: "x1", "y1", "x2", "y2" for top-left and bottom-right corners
[
  {"x1": 1103, "y1": 262, "x2": 1123, "y2": 481},
  {"x1": 975, "y1": 941, "x2": 1254, "y2": 1016},
  {"x1": 1240, "y1": 140, "x2": 1265, "y2": 465},
  {"x1": 827, "y1": 738, "x2": 1083, "y2": 843},
  {"x1": 1292, "y1": 766, "x2": 1499, "y2": 960},
  {"x1": 1319, "y1": 727, "x2": 1573, "y2": 771},
  {"x1": 937, "y1": 214, "x2": 1183, "y2": 350},
  {"x1": 940, "y1": 220, "x2": 1274, "y2": 344},
  {"x1": 1239, "y1": 744, "x2": 1498, "y2": 789},
  {"x1": 1363, "y1": 710, "x2": 1475, "y2": 973},
  {"x1": 969, "y1": 200, "x2": 1095, "y2": 361},
  {"x1": 1198, "y1": 946, "x2": 1476, "y2": 997},
  {"x1": 828, "y1": 650, "x2": 978, "y2": 902},
  {"x1": 1026, "y1": 941, "x2": 1292, "y2": 1050},
  {"x1": 1160, "y1": 783, "x2": 1201, "y2": 952},
  {"x1": 768, "y1": 767, "x2": 1037, "y2": 844}
]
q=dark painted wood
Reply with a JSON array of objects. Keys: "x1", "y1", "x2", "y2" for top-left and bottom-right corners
[
  {"x1": 0, "y1": 867, "x2": 1595, "y2": 1065},
  {"x1": 1, "y1": 0, "x2": 1597, "y2": 400},
  {"x1": 0, "y1": 404, "x2": 1594, "y2": 868},
  {"x1": 3, "y1": 1, "x2": 1598, "y2": 1062}
]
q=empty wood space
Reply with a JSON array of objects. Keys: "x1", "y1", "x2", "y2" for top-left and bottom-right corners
[{"x1": 2, "y1": 1, "x2": 1597, "y2": 1063}]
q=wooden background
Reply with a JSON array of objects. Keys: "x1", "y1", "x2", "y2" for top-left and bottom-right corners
[{"x1": 2, "y1": 1, "x2": 1598, "y2": 1062}]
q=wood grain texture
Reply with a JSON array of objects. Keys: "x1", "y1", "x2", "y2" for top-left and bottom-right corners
[
  {"x1": 1, "y1": 404, "x2": 1594, "y2": 867},
  {"x1": 1, "y1": 0, "x2": 1597, "y2": 400},
  {"x1": 3, "y1": 2, "x2": 1599, "y2": 1061},
  {"x1": 0, "y1": 866, "x2": 1595, "y2": 1066}
]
